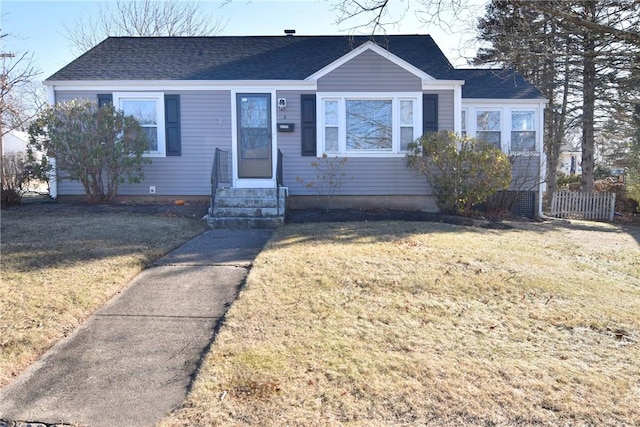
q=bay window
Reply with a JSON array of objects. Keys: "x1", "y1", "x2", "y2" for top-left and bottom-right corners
[{"x1": 319, "y1": 93, "x2": 421, "y2": 155}]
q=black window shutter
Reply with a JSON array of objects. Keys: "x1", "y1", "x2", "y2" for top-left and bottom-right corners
[
  {"x1": 97, "y1": 94, "x2": 112, "y2": 108},
  {"x1": 165, "y1": 95, "x2": 181, "y2": 156},
  {"x1": 301, "y1": 94, "x2": 316, "y2": 156},
  {"x1": 423, "y1": 94, "x2": 438, "y2": 134}
]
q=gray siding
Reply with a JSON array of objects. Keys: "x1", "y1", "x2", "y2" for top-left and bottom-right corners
[
  {"x1": 276, "y1": 90, "x2": 430, "y2": 196},
  {"x1": 317, "y1": 50, "x2": 422, "y2": 92},
  {"x1": 55, "y1": 90, "x2": 232, "y2": 196},
  {"x1": 510, "y1": 155, "x2": 541, "y2": 191},
  {"x1": 428, "y1": 90, "x2": 454, "y2": 132}
]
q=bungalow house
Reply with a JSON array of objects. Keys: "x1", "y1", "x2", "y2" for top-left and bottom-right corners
[{"x1": 44, "y1": 33, "x2": 547, "y2": 226}]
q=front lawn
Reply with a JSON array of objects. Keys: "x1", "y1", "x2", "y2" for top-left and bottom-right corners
[
  {"x1": 162, "y1": 219, "x2": 640, "y2": 426},
  {"x1": 0, "y1": 203, "x2": 208, "y2": 388}
]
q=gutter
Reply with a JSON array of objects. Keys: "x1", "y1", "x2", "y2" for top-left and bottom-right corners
[{"x1": 45, "y1": 84, "x2": 58, "y2": 199}]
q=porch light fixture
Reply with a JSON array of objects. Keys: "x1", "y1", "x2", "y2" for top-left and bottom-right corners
[{"x1": 277, "y1": 98, "x2": 287, "y2": 110}]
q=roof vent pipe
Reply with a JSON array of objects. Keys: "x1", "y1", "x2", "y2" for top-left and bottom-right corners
[{"x1": 284, "y1": 29, "x2": 296, "y2": 36}]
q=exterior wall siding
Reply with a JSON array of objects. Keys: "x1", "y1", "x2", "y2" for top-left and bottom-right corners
[
  {"x1": 54, "y1": 90, "x2": 232, "y2": 196},
  {"x1": 428, "y1": 90, "x2": 454, "y2": 131},
  {"x1": 317, "y1": 50, "x2": 422, "y2": 92},
  {"x1": 462, "y1": 102, "x2": 545, "y2": 195},
  {"x1": 276, "y1": 90, "x2": 430, "y2": 197},
  {"x1": 510, "y1": 155, "x2": 541, "y2": 191}
]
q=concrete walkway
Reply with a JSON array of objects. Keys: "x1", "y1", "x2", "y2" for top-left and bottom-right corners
[{"x1": 0, "y1": 229, "x2": 273, "y2": 427}]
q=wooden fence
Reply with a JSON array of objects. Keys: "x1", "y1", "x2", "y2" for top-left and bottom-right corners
[{"x1": 550, "y1": 191, "x2": 616, "y2": 221}]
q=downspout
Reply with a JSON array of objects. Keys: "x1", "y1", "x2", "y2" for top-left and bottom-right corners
[
  {"x1": 453, "y1": 84, "x2": 463, "y2": 134},
  {"x1": 538, "y1": 100, "x2": 548, "y2": 218},
  {"x1": 45, "y1": 83, "x2": 57, "y2": 199}
]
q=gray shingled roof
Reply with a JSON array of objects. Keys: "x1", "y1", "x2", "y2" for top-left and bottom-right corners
[
  {"x1": 446, "y1": 69, "x2": 545, "y2": 99},
  {"x1": 47, "y1": 35, "x2": 544, "y2": 100}
]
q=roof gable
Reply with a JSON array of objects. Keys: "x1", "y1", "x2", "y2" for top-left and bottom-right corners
[{"x1": 306, "y1": 41, "x2": 435, "y2": 81}]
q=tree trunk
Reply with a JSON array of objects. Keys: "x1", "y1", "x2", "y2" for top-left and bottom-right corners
[{"x1": 581, "y1": 2, "x2": 597, "y2": 192}]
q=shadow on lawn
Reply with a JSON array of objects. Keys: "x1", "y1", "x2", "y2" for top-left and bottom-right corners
[
  {"x1": 1, "y1": 201, "x2": 209, "y2": 272},
  {"x1": 283, "y1": 208, "x2": 640, "y2": 247}
]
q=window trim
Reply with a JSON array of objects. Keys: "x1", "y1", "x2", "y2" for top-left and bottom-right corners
[
  {"x1": 475, "y1": 108, "x2": 503, "y2": 151},
  {"x1": 461, "y1": 105, "x2": 541, "y2": 154},
  {"x1": 113, "y1": 92, "x2": 166, "y2": 157},
  {"x1": 317, "y1": 92, "x2": 422, "y2": 157},
  {"x1": 510, "y1": 110, "x2": 536, "y2": 153}
]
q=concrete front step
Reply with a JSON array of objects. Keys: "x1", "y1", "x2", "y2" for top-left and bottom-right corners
[
  {"x1": 214, "y1": 197, "x2": 285, "y2": 209},
  {"x1": 211, "y1": 206, "x2": 282, "y2": 218},
  {"x1": 208, "y1": 216, "x2": 284, "y2": 229},
  {"x1": 208, "y1": 187, "x2": 287, "y2": 229},
  {"x1": 216, "y1": 188, "x2": 282, "y2": 198}
]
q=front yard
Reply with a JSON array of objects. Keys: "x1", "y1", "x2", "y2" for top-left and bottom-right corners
[
  {"x1": 0, "y1": 202, "x2": 208, "y2": 388},
  {"x1": 1, "y1": 203, "x2": 638, "y2": 426},
  {"x1": 162, "y1": 219, "x2": 640, "y2": 426}
]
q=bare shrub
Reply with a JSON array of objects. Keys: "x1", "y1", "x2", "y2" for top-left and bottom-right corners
[
  {"x1": 1, "y1": 153, "x2": 31, "y2": 207},
  {"x1": 296, "y1": 154, "x2": 350, "y2": 212},
  {"x1": 406, "y1": 131, "x2": 511, "y2": 215}
]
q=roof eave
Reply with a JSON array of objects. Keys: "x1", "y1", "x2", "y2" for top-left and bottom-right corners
[
  {"x1": 461, "y1": 97, "x2": 548, "y2": 103},
  {"x1": 45, "y1": 79, "x2": 318, "y2": 90}
]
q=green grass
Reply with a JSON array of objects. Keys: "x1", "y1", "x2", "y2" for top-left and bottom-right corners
[
  {"x1": 162, "y1": 219, "x2": 640, "y2": 426},
  {"x1": 0, "y1": 206, "x2": 208, "y2": 387}
]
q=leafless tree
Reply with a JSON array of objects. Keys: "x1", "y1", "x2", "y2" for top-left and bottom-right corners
[
  {"x1": 475, "y1": 1, "x2": 639, "y2": 198},
  {"x1": 332, "y1": 0, "x2": 472, "y2": 35},
  {"x1": 1, "y1": 30, "x2": 43, "y2": 198},
  {"x1": 64, "y1": 0, "x2": 225, "y2": 54},
  {"x1": 1, "y1": 32, "x2": 42, "y2": 148}
]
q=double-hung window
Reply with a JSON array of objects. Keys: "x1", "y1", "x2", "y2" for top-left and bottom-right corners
[
  {"x1": 476, "y1": 110, "x2": 501, "y2": 149},
  {"x1": 113, "y1": 92, "x2": 166, "y2": 157},
  {"x1": 324, "y1": 100, "x2": 339, "y2": 153},
  {"x1": 399, "y1": 99, "x2": 415, "y2": 150},
  {"x1": 510, "y1": 111, "x2": 536, "y2": 152},
  {"x1": 461, "y1": 109, "x2": 467, "y2": 137},
  {"x1": 319, "y1": 93, "x2": 420, "y2": 155}
]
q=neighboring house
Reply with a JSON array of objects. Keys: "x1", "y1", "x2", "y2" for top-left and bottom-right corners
[
  {"x1": 44, "y1": 34, "x2": 547, "y2": 223},
  {"x1": 558, "y1": 142, "x2": 582, "y2": 176},
  {"x1": 2, "y1": 130, "x2": 30, "y2": 155}
]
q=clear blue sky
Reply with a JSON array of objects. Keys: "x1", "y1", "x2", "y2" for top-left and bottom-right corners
[{"x1": 2, "y1": 0, "x2": 484, "y2": 81}]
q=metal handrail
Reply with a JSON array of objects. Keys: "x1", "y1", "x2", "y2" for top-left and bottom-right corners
[
  {"x1": 276, "y1": 149, "x2": 284, "y2": 188},
  {"x1": 276, "y1": 149, "x2": 284, "y2": 216},
  {"x1": 210, "y1": 148, "x2": 230, "y2": 212}
]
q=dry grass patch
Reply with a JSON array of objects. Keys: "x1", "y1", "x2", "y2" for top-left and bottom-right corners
[
  {"x1": 0, "y1": 205, "x2": 207, "y2": 387},
  {"x1": 162, "y1": 219, "x2": 640, "y2": 426}
]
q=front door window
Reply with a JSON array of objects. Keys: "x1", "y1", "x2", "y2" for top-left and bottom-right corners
[{"x1": 237, "y1": 94, "x2": 272, "y2": 179}]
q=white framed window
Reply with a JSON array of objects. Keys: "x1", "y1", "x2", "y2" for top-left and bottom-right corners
[
  {"x1": 399, "y1": 99, "x2": 415, "y2": 151},
  {"x1": 476, "y1": 110, "x2": 501, "y2": 149},
  {"x1": 323, "y1": 99, "x2": 339, "y2": 153},
  {"x1": 461, "y1": 109, "x2": 467, "y2": 137},
  {"x1": 346, "y1": 99, "x2": 392, "y2": 151},
  {"x1": 113, "y1": 92, "x2": 166, "y2": 157},
  {"x1": 318, "y1": 93, "x2": 421, "y2": 156},
  {"x1": 510, "y1": 110, "x2": 536, "y2": 152}
]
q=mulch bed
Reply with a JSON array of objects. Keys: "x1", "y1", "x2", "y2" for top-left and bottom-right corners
[
  {"x1": 9, "y1": 197, "x2": 637, "y2": 228},
  {"x1": 285, "y1": 208, "x2": 520, "y2": 229},
  {"x1": 7, "y1": 197, "x2": 210, "y2": 219}
]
